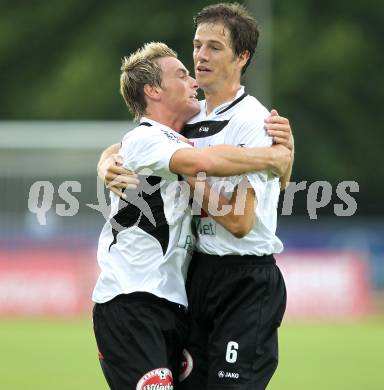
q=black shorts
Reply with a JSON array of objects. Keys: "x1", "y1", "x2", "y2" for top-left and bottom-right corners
[
  {"x1": 180, "y1": 253, "x2": 287, "y2": 390},
  {"x1": 93, "y1": 292, "x2": 188, "y2": 390}
]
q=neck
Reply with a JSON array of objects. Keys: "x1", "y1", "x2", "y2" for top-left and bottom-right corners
[
  {"x1": 204, "y1": 82, "x2": 241, "y2": 115},
  {"x1": 144, "y1": 107, "x2": 185, "y2": 132}
]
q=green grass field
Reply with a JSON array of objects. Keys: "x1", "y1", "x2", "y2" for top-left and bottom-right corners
[{"x1": 0, "y1": 318, "x2": 383, "y2": 389}]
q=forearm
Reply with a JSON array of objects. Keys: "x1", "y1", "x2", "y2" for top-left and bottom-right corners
[
  {"x1": 280, "y1": 142, "x2": 294, "y2": 190},
  {"x1": 189, "y1": 177, "x2": 256, "y2": 238},
  {"x1": 171, "y1": 145, "x2": 275, "y2": 177},
  {"x1": 280, "y1": 160, "x2": 293, "y2": 190},
  {"x1": 97, "y1": 143, "x2": 120, "y2": 172},
  {"x1": 97, "y1": 143, "x2": 120, "y2": 180},
  {"x1": 203, "y1": 145, "x2": 274, "y2": 176}
]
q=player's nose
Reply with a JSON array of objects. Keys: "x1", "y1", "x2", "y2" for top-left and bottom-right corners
[
  {"x1": 189, "y1": 76, "x2": 198, "y2": 90},
  {"x1": 195, "y1": 45, "x2": 208, "y2": 62}
]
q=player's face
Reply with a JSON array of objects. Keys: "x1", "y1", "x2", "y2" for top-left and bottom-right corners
[
  {"x1": 193, "y1": 23, "x2": 242, "y2": 93},
  {"x1": 157, "y1": 56, "x2": 200, "y2": 120}
]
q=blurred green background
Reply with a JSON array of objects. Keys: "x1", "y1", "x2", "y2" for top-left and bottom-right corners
[
  {"x1": 1, "y1": 0, "x2": 382, "y2": 212},
  {"x1": 1, "y1": 1, "x2": 383, "y2": 389}
]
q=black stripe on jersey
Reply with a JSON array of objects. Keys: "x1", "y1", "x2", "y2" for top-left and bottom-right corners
[
  {"x1": 181, "y1": 120, "x2": 229, "y2": 139},
  {"x1": 140, "y1": 122, "x2": 153, "y2": 127},
  {"x1": 216, "y1": 92, "x2": 248, "y2": 114},
  {"x1": 108, "y1": 175, "x2": 169, "y2": 255}
]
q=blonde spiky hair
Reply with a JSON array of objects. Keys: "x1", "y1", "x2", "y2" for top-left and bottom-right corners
[{"x1": 120, "y1": 42, "x2": 177, "y2": 120}]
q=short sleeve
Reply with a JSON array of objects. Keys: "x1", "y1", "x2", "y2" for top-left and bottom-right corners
[
  {"x1": 225, "y1": 111, "x2": 272, "y2": 149},
  {"x1": 120, "y1": 126, "x2": 192, "y2": 181},
  {"x1": 226, "y1": 111, "x2": 274, "y2": 192}
]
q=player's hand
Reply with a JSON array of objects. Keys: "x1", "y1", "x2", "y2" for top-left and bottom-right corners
[
  {"x1": 187, "y1": 176, "x2": 198, "y2": 190},
  {"x1": 97, "y1": 153, "x2": 139, "y2": 199},
  {"x1": 265, "y1": 109, "x2": 294, "y2": 151},
  {"x1": 270, "y1": 144, "x2": 292, "y2": 177}
]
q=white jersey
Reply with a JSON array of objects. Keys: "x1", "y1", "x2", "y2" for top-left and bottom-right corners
[
  {"x1": 92, "y1": 118, "x2": 195, "y2": 306},
  {"x1": 181, "y1": 87, "x2": 283, "y2": 256}
]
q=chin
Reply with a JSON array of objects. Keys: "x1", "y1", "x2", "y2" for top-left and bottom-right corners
[
  {"x1": 186, "y1": 104, "x2": 201, "y2": 121},
  {"x1": 196, "y1": 75, "x2": 208, "y2": 85},
  {"x1": 196, "y1": 78, "x2": 212, "y2": 92}
]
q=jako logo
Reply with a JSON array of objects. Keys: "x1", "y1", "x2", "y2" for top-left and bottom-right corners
[{"x1": 218, "y1": 371, "x2": 239, "y2": 379}]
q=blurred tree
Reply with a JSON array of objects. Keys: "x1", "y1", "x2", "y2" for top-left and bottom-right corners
[
  {"x1": 0, "y1": 0, "x2": 382, "y2": 213},
  {"x1": 273, "y1": 0, "x2": 383, "y2": 214},
  {"x1": 0, "y1": 0, "x2": 208, "y2": 119}
]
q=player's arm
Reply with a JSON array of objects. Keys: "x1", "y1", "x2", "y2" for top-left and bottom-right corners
[
  {"x1": 187, "y1": 110, "x2": 293, "y2": 236},
  {"x1": 265, "y1": 109, "x2": 294, "y2": 189},
  {"x1": 189, "y1": 176, "x2": 256, "y2": 238},
  {"x1": 280, "y1": 143, "x2": 294, "y2": 190},
  {"x1": 97, "y1": 142, "x2": 139, "y2": 198},
  {"x1": 169, "y1": 143, "x2": 290, "y2": 177},
  {"x1": 97, "y1": 142, "x2": 120, "y2": 180},
  {"x1": 191, "y1": 111, "x2": 293, "y2": 236},
  {"x1": 97, "y1": 140, "x2": 290, "y2": 195}
]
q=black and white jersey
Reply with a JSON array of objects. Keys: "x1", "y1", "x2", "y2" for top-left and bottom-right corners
[
  {"x1": 181, "y1": 87, "x2": 283, "y2": 256},
  {"x1": 93, "y1": 118, "x2": 195, "y2": 306}
]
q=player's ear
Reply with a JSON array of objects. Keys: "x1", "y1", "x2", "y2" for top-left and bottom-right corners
[
  {"x1": 143, "y1": 84, "x2": 161, "y2": 101},
  {"x1": 237, "y1": 50, "x2": 250, "y2": 68}
]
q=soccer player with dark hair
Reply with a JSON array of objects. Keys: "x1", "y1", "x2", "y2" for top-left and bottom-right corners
[
  {"x1": 98, "y1": 3, "x2": 294, "y2": 389},
  {"x1": 178, "y1": 4, "x2": 293, "y2": 389}
]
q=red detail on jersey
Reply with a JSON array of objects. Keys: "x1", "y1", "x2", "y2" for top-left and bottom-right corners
[
  {"x1": 98, "y1": 350, "x2": 104, "y2": 360},
  {"x1": 179, "y1": 348, "x2": 194, "y2": 382},
  {"x1": 136, "y1": 368, "x2": 173, "y2": 390}
]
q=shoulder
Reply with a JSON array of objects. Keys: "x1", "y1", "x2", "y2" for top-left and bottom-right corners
[
  {"x1": 122, "y1": 123, "x2": 160, "y2": 144},
  {"x1": 225, "y1": 96, "x2": 272, "y2": 146},
  {"x1": 230, "y1": 95, "x2": 270, "y2": 125},
  {"x1": 157, "y1": 127, "x2": 185, "y2": 144},
  {"x1": 122, "y1": 123, "x2": 186, "y2": 148},
  {"x1": 122, "y1": 124, "x2": 191, "y2": 157}
]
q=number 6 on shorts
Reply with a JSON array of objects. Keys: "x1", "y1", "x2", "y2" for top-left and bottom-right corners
[{"x1": 225, "y1": 341, "x2": 239, "y2": 363}]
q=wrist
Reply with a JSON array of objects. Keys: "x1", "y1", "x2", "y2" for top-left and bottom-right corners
[{"x1": 268, "y1": 148, "x2": 277, "y2": 171}]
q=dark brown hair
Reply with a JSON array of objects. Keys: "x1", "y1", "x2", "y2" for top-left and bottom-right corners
[{"x1": 194, "y1": 2, "x2": 259, "y2": 74}]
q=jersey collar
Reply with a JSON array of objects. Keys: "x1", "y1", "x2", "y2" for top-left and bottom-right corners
[
  {"x1": 140, "y1": 117, "x2": 182, "y2": 136},
  {"x1": 205, "y1": 86, "x2": 247, "y2": 117},
  {"x1": 140, "y1": 117, "x2": 158, "y2": 127}
]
